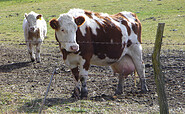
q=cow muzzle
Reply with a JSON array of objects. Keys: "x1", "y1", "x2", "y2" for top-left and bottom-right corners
[
  {"x1": 29, "y1": 26, "x2": 38, "y2": 33},
  {"x1": 70, "y1": 45, "x2": 79, "y2": 52}
]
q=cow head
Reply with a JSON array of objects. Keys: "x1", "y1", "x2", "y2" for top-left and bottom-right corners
[
  {"x1": 25, "y1": 11, "x2": 42, "y2": 33},
  {"x1": 50, "y1": 14, "x2": 85, "y2": 52}
]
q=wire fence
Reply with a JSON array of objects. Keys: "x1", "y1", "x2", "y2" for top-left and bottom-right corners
[
  {"x1": 0, "y1": 39, "x2": 184, "y2": 113},
  {"x1": 1, "y1": 39, "x2": 185, "y2": 46}
]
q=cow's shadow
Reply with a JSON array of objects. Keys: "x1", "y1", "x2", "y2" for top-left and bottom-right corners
[
  {"x1": 0, "y1": 61, "x2": 31, "y2": 72},
  {"x1": 18, "y1": 97, "x2": 77, "y2": 113},
  {"x1": 18, "y1": 93, "x2": 149, "y2": 113},
  {"x1": 17, "y1": 94, "x2": 116, "y2": 113}
]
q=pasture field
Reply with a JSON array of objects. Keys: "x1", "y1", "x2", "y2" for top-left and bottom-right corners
[{"x1": 0, "y1": 0, "x2": 185, "y2": 113}]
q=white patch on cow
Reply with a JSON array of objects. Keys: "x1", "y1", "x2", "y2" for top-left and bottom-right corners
[
  {"x1": 64, "y1": 53, "x2": 80, "y2": 69},
  {"x1": 120, "y1": 11, "x2": 136, "y2": 23},
  {"x1": 110, "y1": 39, "x2": 114, "y2": 44},
  {"x1": 90, "y1": 54, "x2": 118, "y2": 66},
  {"x1": 64, "y1": 53, "x2": 89, "y2": 76}
]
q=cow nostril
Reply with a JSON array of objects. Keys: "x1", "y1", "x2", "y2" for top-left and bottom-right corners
[
  {"x1": 30, "y1": 27, "x2": 34, "y2": 31},
  {"x1": 70, "y1": 45, "x2": 79, "y2": 51}
]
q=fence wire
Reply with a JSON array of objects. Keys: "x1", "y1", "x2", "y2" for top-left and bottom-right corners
[
  {"x1": 1, "y1": 39, "x2": 185, "y2": 46},
  {"x1": 0, "y1": 40, "x2": 184, "y2": 113}
]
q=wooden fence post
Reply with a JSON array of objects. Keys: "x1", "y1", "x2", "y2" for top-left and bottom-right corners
[{"x1": 152, "y1": 23, "x2": 169, "y2": 114}]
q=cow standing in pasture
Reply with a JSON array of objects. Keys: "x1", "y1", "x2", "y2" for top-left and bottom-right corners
[
  {"x1": 50, "y1": 9, "x2": 148, "y2": 99},
  {"x1": 23, "y1": 11, "x2": 47, "y2": 63}
]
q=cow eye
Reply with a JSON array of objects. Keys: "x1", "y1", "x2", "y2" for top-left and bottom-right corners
[{"x1": 61, "y1": 29, "x2": 64, "y2": 32}]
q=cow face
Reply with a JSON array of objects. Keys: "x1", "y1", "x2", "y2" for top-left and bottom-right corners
[
  {"x1": 50, "y1": 14, "x2": 85, "y2": 52},
  {"x1": 25, "y1": 12, "x2": 42, "y2": 33}
]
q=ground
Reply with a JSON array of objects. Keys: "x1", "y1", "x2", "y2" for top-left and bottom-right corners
[{"x1": 0, "y1": 42, "x2": 184, "y2": 113}]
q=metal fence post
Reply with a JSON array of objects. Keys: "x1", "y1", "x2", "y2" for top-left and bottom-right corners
[{"x1": 152, "y1": 23, "x2": 169, "y2": 114}]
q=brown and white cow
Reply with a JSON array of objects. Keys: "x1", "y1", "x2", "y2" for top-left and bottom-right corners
[
  {"x1": 23, "y1": 11, "x2": 47, "y2": 63},
  {"x1": 50, "y1": 9, "x2": 148, "y2": 99}
]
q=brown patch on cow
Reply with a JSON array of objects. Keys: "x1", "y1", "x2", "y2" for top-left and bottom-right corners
[
  {"x1": 89, "y1": 14, "x2": 124, "y2": 60},
  {"x1": 121, "y1": 20, "x2": 131, "y2": 36},
  {"x1": 123, "y1": 41, "x2": 126, "y2": 48},
  {"x1": 131, "y1": 13, "x2": 142, "y2": 43},
  {"x1": 28, "y1": 29, "x2": 40, "y2": 40},
  {"x1": 117, "y1": 13, "x2": 129, "y2": 21},
  {"x1": 71, "y1": 67, "x2": 79, "y2": 81},
  {"x1": 85, "y1": 10, "x2": 93, "y2": 18},
  {"x1": 131, "y1": 12, "x2": 137, "y2": 18},
  {"x1": 94, "y1": 13, "x2": 102, "y2": 19},
  {"x1": 49, "y1": 18, "x2": 59, "y2": 30},
  {"x1": 111, "y1": 13, "x2": 131, "y2": 36},
  {"x1": 127, "y1": 39, "x2": 132, "y2": 47},
  {"x1": 76, "y1": 27, "x2": 93, "y2": 70},
  {"x1": 83, "y1": 58, "x2": 91, "y2": 71},
  {"x1": 132, "y1": 23, "x2": 138, "y2": 35},
  {"x1": 135, "y1": 18, "x2": 142, "y2": 43},
  {"x1": 131, "y1": 22, "x2": 142, "y2": 43}
]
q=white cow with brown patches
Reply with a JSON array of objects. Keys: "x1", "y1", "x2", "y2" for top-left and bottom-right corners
[
  {"x1": 23, "y1": 11, "x2": 47, "y2": 63},
  {"x1": 50, "y1": 9, "x2": 148, "y2": 99}
]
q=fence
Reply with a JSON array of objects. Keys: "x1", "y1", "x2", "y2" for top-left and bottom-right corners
[{"x1": 0, "y1": 31, "x2": 185, "y2": 113}]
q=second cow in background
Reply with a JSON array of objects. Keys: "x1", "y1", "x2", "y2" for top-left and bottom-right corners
[{"x1": 23, "y1": 11, "x2": 47, "y2": 63}]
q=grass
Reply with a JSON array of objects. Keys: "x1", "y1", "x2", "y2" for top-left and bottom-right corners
[
  {"x1": 0, "y1": 0, "x2": 184, "y2": 46},
  {"x1": 0, "y1": 0, "x2": 184, "y2": 113}
]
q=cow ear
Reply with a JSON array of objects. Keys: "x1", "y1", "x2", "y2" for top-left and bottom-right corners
[
  {"x1": 36, "y1": 14, "x2": 42, "y2": 20},
  {"x1": 25, "y1": 13, "x2": 28, "y2": 19},
  {"x1": 75, "y1": 16, "x2": 85, "y2": 27},
  {"x1": 49, "y1": 18, "x2": 59, "y2": 30}
]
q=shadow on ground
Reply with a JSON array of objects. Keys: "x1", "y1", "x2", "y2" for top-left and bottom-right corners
[
  {"x1": 0, "y1": 61, "x2": 31, "y2": 72},
  {"x1": 18, "y1": 97, "x2": 77, "y2": 113}
]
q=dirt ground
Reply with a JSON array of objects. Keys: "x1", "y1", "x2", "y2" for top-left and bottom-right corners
[{"x1": 0, "y1": 42, "x2": 184, "y2": 113}]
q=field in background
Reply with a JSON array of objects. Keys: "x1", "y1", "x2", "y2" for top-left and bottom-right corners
[
  {"x1": 0, "y1": 0, "x2": 184, "y2": 45},
  {"x1": 0, "y1": 0, "x2": 185, "y2": 113}
]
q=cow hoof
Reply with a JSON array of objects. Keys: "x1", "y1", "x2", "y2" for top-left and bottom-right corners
[
  {"x1": 81, "y1": 88, "x2": 88, "y2": 99},
  {"x1": 140, "y1": 87, "x2": 149, "y2": 94},
  {"x1": 31, "y1": 58, "x2": 35, "y2": 62},
  {"x1": 114, "y1": 90, "x2": 123, "y2": 95},
  {"x1": 36, "y1": 61, "x2": 41, "y2": 63}
]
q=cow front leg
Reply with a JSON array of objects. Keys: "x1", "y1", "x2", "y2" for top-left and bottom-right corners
[
  {"x1": 80, "y1": 75, "x2": 88, "y2": 99},
  {"x1": 27, "y1": 42, "x2": 35, "y2": 62},
  {"x1": 36, "y1": 43, "x2": 41, "y2": 63},
  {"x1": 71, "y1": 67, "x2": 81, "y2": 99}
]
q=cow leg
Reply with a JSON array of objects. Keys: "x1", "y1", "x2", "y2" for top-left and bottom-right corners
[
  {"x1": 71, "y1": 67, "x2": 80, "y2": 99},
  {"x1": 79, "y1": 68, "x2": 88, "y2": 99},
  {"x1": 27, "y1": 42, "x2": 35, "y2": 62},
  {"x1": 115, "y1": 73, "x2": 124, "y2": 95},
  {"x1": 35, "y1": 43, "x2": 41, "y2": 63},
  {"x1": 128, "y1": 45, "x2": 148, "y2": 93}
]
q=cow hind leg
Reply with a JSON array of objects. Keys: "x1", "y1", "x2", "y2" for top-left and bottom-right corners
[
  {"x1": 115, "y1": 74, "x2": 124, "y2": 95},
  {"x1": 128, "y1": 45, "x2": 148, "y2": 93}
]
